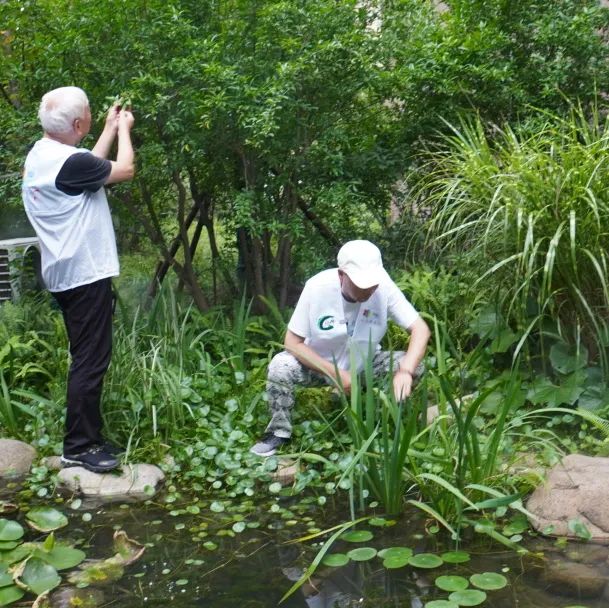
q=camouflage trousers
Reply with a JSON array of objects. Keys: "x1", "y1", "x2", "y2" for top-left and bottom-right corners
[{"x1": 264, "y1": 350, "x2": 424, "y2": 438}]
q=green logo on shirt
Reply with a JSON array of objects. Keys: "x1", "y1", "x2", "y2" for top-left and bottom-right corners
[{"x1": 318, "y1": 315, "x2": 335, "y2": 330}]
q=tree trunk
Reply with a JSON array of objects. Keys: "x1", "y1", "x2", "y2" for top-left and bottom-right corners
[{"x1": 171, "y1": 171, "x2": 210, "y2": 312}]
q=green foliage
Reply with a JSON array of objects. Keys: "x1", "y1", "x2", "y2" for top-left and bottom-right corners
[
  {"x1": 3, "y1": 0, "x2": 608, "y2": 303},
  {"x1": 419, "y1": 106, "x2": 609, "y2": 363},
  {"x1": 382, "y1": 0, "x2": 609, "y2": 135}
]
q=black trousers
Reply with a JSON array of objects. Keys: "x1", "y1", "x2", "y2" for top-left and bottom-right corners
[{"x1": 52, "y1": 278, "x2": 113, "y2": 455}]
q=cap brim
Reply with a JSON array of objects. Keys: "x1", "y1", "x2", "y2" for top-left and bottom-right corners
[{"x1": 347, "y1": 268, "x2": 389, "y2": 289}]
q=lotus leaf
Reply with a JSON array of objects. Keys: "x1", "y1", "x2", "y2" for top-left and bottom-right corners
[
  {"x1": 0, "y1": 544, "x2": 33, "y2": 565},
  {"x1": 377, "y1": 547, "x2": 413, "y2": 560},
  {"x1": 321, "y1": 553, "x2": 350, "y2": 567},
  {"x1": 470, "y1": 572, "x2": 508, "y2": 590},
  {"x1": 448, "y1": 590, "x2": 487, "y2": 606},
  {"x1": 424, "y1": 601, "x2": 459, "y2": 608},
  {"x1": 0, "y1": 584, "x2": 24, "y2": 606},
  {"x1": 408, "y1": 553, "x2": 443, "y2": 568},
  {"x1": 0, "y1": 542, "x2": 18, "y2": 552},
  {"x1": 0, "y1": 566, "x2": 11, "y2": 587},
  {"x1": 340, "y1": 530, "x2": 373, "y2": 543},
  {"x1": 435, "y1": 575, "x2": 469, "y2": 592},
  {"x1": 440, "y1": 551, "x2": 470, "y2": 564},
  {"x1": 346, "y1": 547, "x2": 377, "y2": 561},
  {"x1": 383, "y1": 555, "x2": 411, "y2": 569},
  {"x1": 26, "y1": 508, "x2": 68, "y2": 533},
  {"x1": 35, "y1": 544, "x2": 86, "y2": 570},
  {"x1": 20, "y1": 558, "x2": 61, "y2": 595},
  {"x1": 368, "y1": 518, "x2": 390, "y2": 527},
  {"x1": 0, "y1": 520, "x2": 24, "y2": 542}
]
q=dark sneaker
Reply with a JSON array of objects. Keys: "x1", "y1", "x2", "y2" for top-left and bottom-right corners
[
  {"x1": 100, "y1": 441, "x2": 125, "y2": 457},
  {"x1": 250, "y1": 433, "x2": 290, "y2": 457},
  {"x1": 61, "y1": 446, "x2": 120, "y2": 473}
]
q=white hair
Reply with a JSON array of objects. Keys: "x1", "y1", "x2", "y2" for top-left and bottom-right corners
[{"x1": 38, "y1": 86, "x2": 89, "y2": 134}]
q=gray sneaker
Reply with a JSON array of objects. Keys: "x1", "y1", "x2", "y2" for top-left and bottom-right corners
[{"x1": 250, "y1": 433, "x2": 289, "y2": 457}]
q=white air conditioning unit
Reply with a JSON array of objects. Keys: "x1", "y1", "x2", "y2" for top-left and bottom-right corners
[{"x1": 0, "y1": 237, "x2": 42, "y2": 303}]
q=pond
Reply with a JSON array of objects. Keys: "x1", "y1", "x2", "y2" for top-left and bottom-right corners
[{"x1": 3, "y1": 483, "x2": 605, "y2": 608}]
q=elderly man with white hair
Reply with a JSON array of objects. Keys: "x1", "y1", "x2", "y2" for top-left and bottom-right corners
[
  {"x1": 22, "y1": 86, "x2": 135, "y2": 473},
  {"x1": 251, "y1": 240, "x2": 431, "y2": 457}
]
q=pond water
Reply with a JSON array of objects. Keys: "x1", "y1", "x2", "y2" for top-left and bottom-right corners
[{"x1": 7, "y1": 491, "x2": 602, "y2": 608}]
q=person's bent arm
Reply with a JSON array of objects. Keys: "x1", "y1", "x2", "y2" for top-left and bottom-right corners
[
  {"x1": 284, "y1": 329, "x2": 352, "y2": 393},
  {"x1": 393, "y1": 316, "x2": 431, "y2": 400},
  {"x1": 91, "y1": 105, "x2": 119, "y2": 159},
  {"x1": 105, "y1": 109, "x2": 135, "y2": 184}
]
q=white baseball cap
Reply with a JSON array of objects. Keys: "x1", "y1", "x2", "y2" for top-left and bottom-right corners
[{"x1": 337, "y1": 240, "x2": 389, "y2": 289}]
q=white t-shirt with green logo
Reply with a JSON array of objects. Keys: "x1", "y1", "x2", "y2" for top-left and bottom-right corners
[{"x1": 287, "y1": 268, "x2": 419, "y2": 371}]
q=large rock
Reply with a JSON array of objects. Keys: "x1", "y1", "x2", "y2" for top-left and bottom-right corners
[
  {"x1": 0, "y1": 439, "x2": 36, "y2": 477},
  {"x1": 57, "y1": 464, "x2": 165, "y2": 499},
  {"x1": 527, "y1": 454, "x2": 609, "y2": 542},
  {"x1": 543, "y1": 559, "x2": 609, "y2": 598}
]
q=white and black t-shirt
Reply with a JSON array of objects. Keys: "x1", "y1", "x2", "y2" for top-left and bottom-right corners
[
  {"x1": 342, "y1": 298, "x2": 361, "y2": 337},
  {"x1": 22, "y1": 138, "x2": 119, "y2": 292},
  {"x1": 55, "y1": 153, "x2": 111, "y2": 195},
  {"x1": 288, "y1": 268, "x2": 419, "y2": 371}
]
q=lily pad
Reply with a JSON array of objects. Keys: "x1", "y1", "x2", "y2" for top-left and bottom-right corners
[
  {"x1": 424, "y1": 601, "x2": 459, "y2": 608},
  {"x1": 369, "y1": 518, "x2": 390, "y2": 527},
  {"x1": 112, "y1": 531, "x2": 145, "y2": 566},
  {"x1": 0, "y1": 584, "x2": 24, "y2": 606},
  {"x1": 340, "y1": 530, "x2": 373, "y2": 543},
  {"x1": 20, "y1": 558, "x2": 61, "y2": 595},
  {"x1": 321, "y1": 553, "x2": 350, "y2": 567},
  {"x1": 26, "y1": 508, "x2": 68, "y2": 533},
  {"x1": 35, "y1": 544, "x2": 86, "y2": 570},
  {"x1": 346, "y1": 547, "x2": 377, "y2": 561},
  {"x1": 378, "y1": 547, "x2": 413, "y2": 560},
  {"x1": 383, "y1": 555, "x2": 412, "y2": 569},
  {"x1": 0, "y1": 505, "x2": 17, "y2": 517},
  {"x1": 0, "y1": 542, "x2": 19, "y2": 552},
  {"x1": 409, "y1": 553, "x2": 444, "y2": 568},
  {"x1": 0, "y1": 565, "x2": 12, "y2": 587},
  {"x1": 435, "y1": 575, "x2": 469, "y2": 592},
  {"x1": 0, "y1": 520, "x2": 24, "y2": 542},
  {"x1": 470, "y1": 572, "x2": 508, "y2": 590},
  {"x1": 448, "y1": 590, "x2": 487, "y2": 606},
  {"x1": 441, "y1": 551, "x2": 470, "y2": 564},
  {"x1": 0, "y1": 544, "x2": 33, "y2": 566}
]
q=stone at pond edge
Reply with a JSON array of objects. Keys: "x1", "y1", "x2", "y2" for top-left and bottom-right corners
[
  {"x1": 0, "y1": 439, "x2": 36, "y2": 478},
  {"x1": 41, "y1": 457, "x2": 62, "y2": 472},
  {"x1": 527, "y1": 454, "x2": 609, "y2": 543},
  {"x1": 271, "y1": 458, "x2": 300, "y2": 486},
  {"x1": 57, "y1": 464, "x2": 164, "y2": 498}
]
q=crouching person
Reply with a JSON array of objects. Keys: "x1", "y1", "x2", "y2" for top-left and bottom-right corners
[{"x1": 250, "y1": 240, "x2": 431, "y2": 457}]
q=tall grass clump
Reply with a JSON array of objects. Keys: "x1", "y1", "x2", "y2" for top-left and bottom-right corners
[{"x1": 418, "y1": 105, "x2": 609, "y2": 365}]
